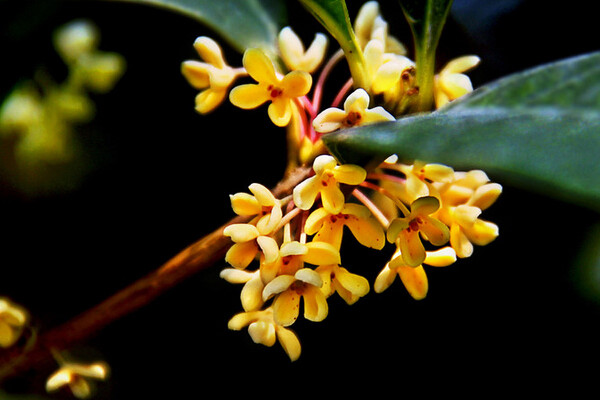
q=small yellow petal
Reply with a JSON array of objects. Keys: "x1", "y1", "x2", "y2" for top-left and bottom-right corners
[
  {"x1": 272, "y1": 290, "x2": 300, "y2": 326},
  {"x1": 293, "y1": 176, "x2": 321, "y2": 210},
  {"x1": 320, "y1": 184, "x2": 345, "y2": 215},
  {"x1": 280, "y1": 70, "x2": 312, "y2": 98},
  {"x1": 424, "y1": 247, "x2": 457, "y2": 267},
  {"x1": 243, "y1": 48, "x2": 278, "y2": 85},
  {"x1": 230, "y1": 193, "x2": 261, "y2": 216},
  {"x1": 295, "y1": 268, "x2": 323, "y2": 287},
  {"x1": 374, "y1": 264, "x2": 397, "y2": 293},
  {"x1": 223, "y1": 224, "x2": 260, "y2": 243},
  {"x1": 193, "y1": 36, "x2": 227, "y2": 68},
  {"x1": 257, "y1": 235, "x2": 280, "y2": 265},
  {"x1": 268, "y1": 98, "x2": 293, "y2": 127},
  {"x1": 304, "y1": 241, "x2": 341, "y2": 266},
  {"x1": 399, "y1": 230, "x2": 426, "y2": 267},
  {"x1": 229, "y1": 83, "x2": 271, "y2": 109},
  {"x1": 195, "y1": 88, "x2": 227, "y2": 114},
  {"x1": 312, "y1": 108, "x2": 347, "y2": 133},
  {"x1": 225, "y1": 241, "x2": 259, "y2": 269},
  {"x1": 276, "y1": 326, "x2": 302, "y2": 362},
  {"x1": 302, "y1": 286, "x2": 328, "y2": 322},
  {"x1": 304, "y1": 207, "x2": 329, "y2": 235},
  {"x1": 450, "y1": 223, "x2": 473, "y2": 258},
  {"x1": 398, "y1": 265, "x2": 428, "y2": 300},
  {"x1": 263, "y1": 275, "x2": 296, "y2": 301},
  {"x1": 333, "y1": 164, "x2": 367, "y2": 185},
  {"x1": 335, "y1": 267, "x2": 370, "y2": 298},
  {"x1": 181, "y1": 61, "x2": 210, "y2": 89}
]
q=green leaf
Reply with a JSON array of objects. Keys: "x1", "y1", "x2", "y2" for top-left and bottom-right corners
[
  {"x1": 114, "y1": 0, "x2": 285, "y2": 55},
  {"x1": 297, "y1": 0, "x2": 367, "y2": 88},
  {"x1": 399, "y1": 0, "x2": 454, "y2": 111},
  {"x1": 323, "y1": 51, "x2": 600, "y2": 211},
  {"x1": 444, "y1": 51, "x2": 600, "y2": 110}
]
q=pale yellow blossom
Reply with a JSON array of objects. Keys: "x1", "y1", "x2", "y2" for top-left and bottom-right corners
[
  {"x1": 46, "y1": 360, "x2": 109, "y2": 399},
  {"x1": 0, "y1": 298, "x2": 28, "y2": 348},
  {"x1": 313, "y1": 88, "x2": 394, "y2": 133},
  {"x1": 278, "y1": 26, "x2": 328, "y2": 73},
  {"x1": 434, "y1": 55, "x2": 480, "y2": 109}
]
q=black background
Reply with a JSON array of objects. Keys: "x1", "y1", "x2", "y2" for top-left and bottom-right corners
[{"x1": 1, "y1": 0, "x2": 599, "y2": 398}]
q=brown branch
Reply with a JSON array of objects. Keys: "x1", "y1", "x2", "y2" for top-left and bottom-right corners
[{"x1": 0, "y1": 166, "x2": 311, "y2": 383}]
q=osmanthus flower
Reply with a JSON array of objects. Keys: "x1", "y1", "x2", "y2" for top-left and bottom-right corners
[
  {"x1": 229, "y1": 183, "x2": 283, "y2": 235},
  {"x1": 0, "y1": 297, "x2": 28, "y2": 348},
  {"x1": 304, "y1": 202, "x2": 385, "y2": 250},
  {"x1": 374, "y1": 246, "x2": 457, "y2": 300},
  {"x1": 258, "y1": 237, "x2": 341, "y2": 284},
  {"x1": 278, "y1": 26, "x2": 328, "y2": 73},
  {"x1": 227, "y1": 307, "x2": 302, "y2": 362},
  {"x1": 223, "y1": 223, "x2": 266, "y2": 269},
  {"x1": 293, "y1": 154, "x2": 367, "y2": 215},
  {"x1": 229, "y1": 48, "x2": 312, "y2": 127},
  {"x1": 182, "y1": 36, "x2": 246, "y2": 114},
  {"x1": 262, "y1": 267, "x2": 329, "y2": 326},
  {"x1": 312, "y1": 88, "x2": 395, "y2": 134},
  {"x1": 386, "y1": 196, "x2": 450, "y2": 267},
  {"x1": 434, "y1": 55, "x2": 481, "y2": 109},
  {"x1": 46, "y1": 359, "x2": 110, "y2": 399},
  {"x1": 316, "y1": 264, "x2": 370, "y2": 305}
]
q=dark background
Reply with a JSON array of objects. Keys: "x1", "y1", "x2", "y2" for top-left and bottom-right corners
[{"x1": 1, "y1": 0, "x2": 599, "y2": 398}]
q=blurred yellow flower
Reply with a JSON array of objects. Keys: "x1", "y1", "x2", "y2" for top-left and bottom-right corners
[
  {"x1": 182, "y1": 36, "x2": 246, "y2": 114},
  {"x1": 278, "y1": 26, "x2": 328, "y2": 73},
  {"x1": 434, "y1": 55, "x2": 480, "y2": 109},
  {"x1": 46, "y1": 360, "x2": 109, "y2": 399},
  {"x1": 0, "y1": 297, "x2": 28, "y2": 348}
]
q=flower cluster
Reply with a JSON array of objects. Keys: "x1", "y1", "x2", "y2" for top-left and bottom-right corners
[
  {"x1": 180, "y1": 1, "x2": 499, "y2": 360},
  {"x1": 0, "y1": 19, "x2": 125, "y2": 165}
]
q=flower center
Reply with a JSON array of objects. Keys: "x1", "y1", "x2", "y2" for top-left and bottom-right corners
[
  {"x1": 267, "y1": 84, "x2": 283, "y2": 98},
  {"x1": 343, "y1": 111, "x2": 362, "y2": 127},
  {"x1": 408, "y1": 217, "x2": 422, "y2": 232}
]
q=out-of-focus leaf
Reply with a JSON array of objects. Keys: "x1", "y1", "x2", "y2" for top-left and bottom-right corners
[{"x1": 113, "y1": 0, "x2": 286, "y2": 55}]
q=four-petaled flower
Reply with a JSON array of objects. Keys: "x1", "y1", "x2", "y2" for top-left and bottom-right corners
[
  {"x1": 434, "y1": 55, "x2": 480, "y2": 109},
  {"x1": 375, "y1": 246, "x2": 456, "y2": 300},
  {"x1": 262, "y1": 268, "x2": 329, "y2": 326},
  {"x1": 229, "y1": 183, "x2": 282, "y2": 235},
  {"x1": 312, "y1": 88, "x2": 395, "y2": 133},
  {"x1": 182, "y1": 36, "x2": 246, "y2": 114},
  {"x1": 229, "y1": 48, "x2": 312, "y2": 127},
  {"x1": 304, "y1": 203, "x2": 385, "y2": 250},
  {"x1": 293, "y1": 154, "x2": 367, "y2": 215},
  {"x1": 227, "y1": 307, "x2": 302, "y2": 361},
  {"x1": 46, "y1": 360, "x2": 110, "y2": 399},
  {"x1": 386, "y1": 196, "x2": 450, "y2": 267},
  {"x1": 316, "y1": 264, "x2": 370, "y2": 305}
]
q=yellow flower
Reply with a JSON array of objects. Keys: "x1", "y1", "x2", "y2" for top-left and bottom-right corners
[
  {"x1": 0, "y1": 297, "x2": 28, "y2": 348},
  {"x1": 386, "y1": 161, "x2": 455, "y2": 205},
  {"x1": 262, "y1": 268, "x2": 328, "y2": 326},
  {"x1": 229, "y1": 48, "x2": 312, "y2": 127},
  {"x1": 258, "y1": 238, "x2": 341, "y2": 284},
  {"x1": 316, "y1": 264, "x2": 370, "y2": 305},
  {"x1": 278, "y1": 26, "x2": 328, "y2": 73},
  {"x1": 304, "y1": 202, "x2": 385, "y2": 250},
  {"x1": 386, "y1": 196, "x2": 450, "y2": 267},
  {"x1": 312, "y1": 88, "x2": 395, "y2": 133},
  {"x1": 229, "y1": 183, "x2": 282, "y2": 235},
  {"x1": 435, "y1": 170, "x2": 502, "y2": 258},
  {"x1": 182, "y1": 36, "x2": 245, "y2": 114},
  {"x1": 228, "y1": 307, "x2": 302, "y2": 361},
  {"x1": 374, "y1": 246, "x2": 456, "y2": 300},
  {"x1": 293, "y1": 154, "x2": 367, "y2": 214},
  {"x1": 434, "y1": 55, "x2": 480, "y2": 109},
  {"x1": 46, "y1": 360, "x2": 109, "y2": 399}
]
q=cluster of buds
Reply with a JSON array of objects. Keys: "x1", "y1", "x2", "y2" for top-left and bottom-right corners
[
  {"x1": 0, "y1": 19, "x2": 125, "y2": 165},
  {"x1": 179, "y1": 2, "x2": 500, "y2": 360}
]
